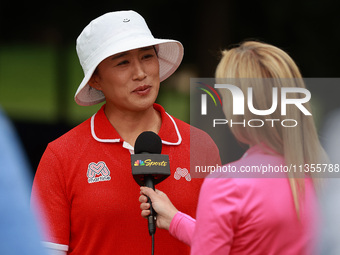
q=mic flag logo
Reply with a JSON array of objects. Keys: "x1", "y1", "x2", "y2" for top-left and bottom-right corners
[
  {"x1": 134, "y1": 160, "x2": 145, "y2": 166},
  {"x1": 197, "y1": 81, "x2": 223, "y2": 115},
  {"x1": 131, "y1": 154, "x2": 171, "y2": 186}
]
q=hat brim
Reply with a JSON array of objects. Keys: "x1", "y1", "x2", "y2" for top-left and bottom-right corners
[{"x1": 75, "y1": 38, "x2": 183, "y2": 106}]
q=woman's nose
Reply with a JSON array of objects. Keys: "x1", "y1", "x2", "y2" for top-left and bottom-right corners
[{"x1": 132, "y1": 60, "x2": 147, "y2": 81}]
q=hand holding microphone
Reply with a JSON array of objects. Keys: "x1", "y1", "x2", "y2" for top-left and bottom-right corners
[
  {"x1": 131, "y1": 131, "x2": 171, "y2": 236},
  {"x1": 139, "y1": 187, "x2": 179, "y2": 231}
]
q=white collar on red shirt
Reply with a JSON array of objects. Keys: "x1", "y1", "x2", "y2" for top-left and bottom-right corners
[{"x1": 90, "y1": 104, "x2": 182, "y2": 148}]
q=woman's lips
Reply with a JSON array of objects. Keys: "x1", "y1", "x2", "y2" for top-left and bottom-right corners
[{"x1": 132, "y1": 85, "x2": 151, "y2": 95}]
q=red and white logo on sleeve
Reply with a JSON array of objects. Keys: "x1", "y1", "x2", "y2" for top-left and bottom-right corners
[
  {"x1": 87, "y1": 161, "x2": 111, "y2": 183},
  {"x1": 174, "y1": 167, "x2": 191, "y2": 181}
]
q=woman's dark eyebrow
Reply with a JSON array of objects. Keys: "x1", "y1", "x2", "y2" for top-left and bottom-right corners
[
  {"x1": 111, "y1": 47, "x2": 154, "y2": 61},
  {"x1": 111, "y1": 52, "x2": 128, "y2": 60},
  {"x1": 139, "y1": 46, "x2": 154, "y2": 51}
]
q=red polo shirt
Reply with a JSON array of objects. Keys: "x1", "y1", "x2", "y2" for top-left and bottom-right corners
[{"x1": 32, "y1": 104, "x2": 221, "y2": 255}]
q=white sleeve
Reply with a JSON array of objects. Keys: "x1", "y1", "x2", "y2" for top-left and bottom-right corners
[{"x1": 43, "y1": 242, "x2": 68, "y2": 255}]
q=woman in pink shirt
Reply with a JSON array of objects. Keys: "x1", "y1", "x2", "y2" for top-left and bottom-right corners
[{"x1": 140, "y1": 41, "x2": 328, "y2": 254}]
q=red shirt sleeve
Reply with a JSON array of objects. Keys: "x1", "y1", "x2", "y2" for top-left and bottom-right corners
[{"x1": 31, "y1": 145, "x2": 70, "y2": 248}]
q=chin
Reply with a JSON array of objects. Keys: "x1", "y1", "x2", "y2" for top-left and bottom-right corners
[
  {"x1": 134, "y1": 93, "x2": 158, "y2": 110},
  {"x1": 134, "y1": 101, "x2": 156, "y2": 112},
  {"x1": 122, "y1": 97, "x2": 154, "y2": 112}
]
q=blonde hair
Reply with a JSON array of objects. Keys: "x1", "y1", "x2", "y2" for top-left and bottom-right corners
[{"x1": 215, "y1": 41, "x2": 327, "y2": 216}]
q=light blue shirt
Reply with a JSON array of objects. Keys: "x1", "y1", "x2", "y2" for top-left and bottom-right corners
[
  {"x1": 319, "y1": 109, "x2": 340, "y2": 255},
  {"x1": 0, "y1": 108, "x2": 47, "y2": 255}
]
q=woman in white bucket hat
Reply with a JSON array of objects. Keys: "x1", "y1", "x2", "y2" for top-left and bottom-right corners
[
  {"x1": 75, "y1": 11, "x2": 184, "y2": 107},
  {"x1": 32, "y1": 10, "x2": 221, "y2": 255}
]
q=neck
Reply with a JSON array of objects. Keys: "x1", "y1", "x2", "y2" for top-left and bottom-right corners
[{"x1": 104, "y1": 104, "x2": 161, "y2": 147}]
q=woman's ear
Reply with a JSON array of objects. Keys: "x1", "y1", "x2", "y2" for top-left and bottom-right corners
[{"x1": 88, "y1": 72, "x2": 102, "y2": 91}]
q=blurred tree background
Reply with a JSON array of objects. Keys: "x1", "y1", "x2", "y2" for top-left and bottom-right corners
[{"x1": 0, "y1": 0, "x2": 339, "y2": 176}]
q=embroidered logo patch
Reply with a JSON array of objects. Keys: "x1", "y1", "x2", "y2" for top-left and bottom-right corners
[
  {"x1": 87, "y1": 161, "x2": 111, "y2": 183},
  {"x1": 174, "y1": 167, "x2": 191, "y2": 181}
]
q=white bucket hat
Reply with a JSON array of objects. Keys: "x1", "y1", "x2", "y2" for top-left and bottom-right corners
[{"x1": 75, "y1": 10, "x2": 184, "y2": 106}]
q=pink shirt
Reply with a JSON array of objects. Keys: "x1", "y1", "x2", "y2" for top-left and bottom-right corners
[{"x1": 169, "y1": 144, "x2": 319, "y2": 255}]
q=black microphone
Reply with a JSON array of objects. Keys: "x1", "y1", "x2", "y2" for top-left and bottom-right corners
[{"x1": 131, "y1": 131, "x2": 171, "y2": 236}]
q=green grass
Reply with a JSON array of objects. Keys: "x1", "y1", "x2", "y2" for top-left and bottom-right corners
[
  {"x1": 0, "y1": 44, "x2": 190, "y2": 124},
  {"x1": 0, "y1": 45, "x2": 57, "y2": 121}
]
